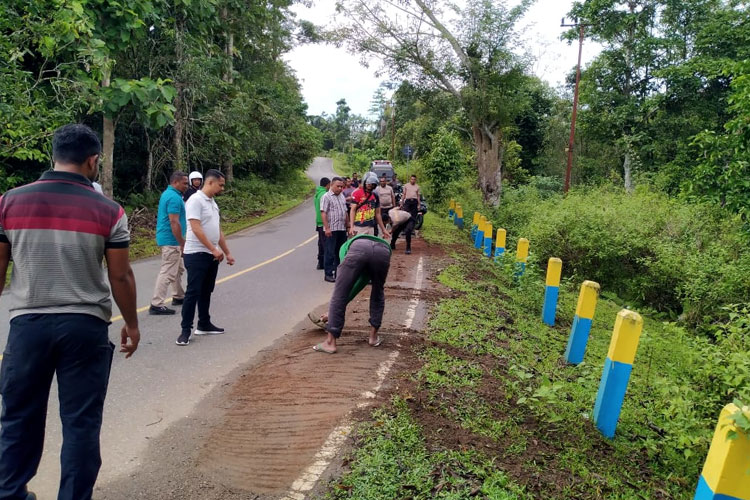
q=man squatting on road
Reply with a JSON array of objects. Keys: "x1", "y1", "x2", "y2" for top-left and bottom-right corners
[
  {"x1": 0, "y1": 124, "x2": 140, "y2": 500},
  {"x1": 177, "y1": 169, "x2": 235, "y2": 346},
  {"x1": 313, "y1": 234, "x2": 392, "y2": 354},
  {"x1": 149, "y1": 171, "x2": 188, "y2": 315}
]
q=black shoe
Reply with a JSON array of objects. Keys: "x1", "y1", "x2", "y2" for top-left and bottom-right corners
[
  {"x1": 316, "y1": 263, "x2": 324, "y2": 270},
  {"x1": 150, "y1": 305, "x2": 176, "y2": 315},
  {"x1": 195, "y1": 323, "x2": 225, "y2": 335},
  {"x1": 324, "y1": 275, "x2": 336, "y2": 283},
  {"x1": 390, "y1": 242, "x2": 396, "y2": 250},
  {"x1": 172, "y1": 298, "x2": 184, "y2": 305},
  {"x1": 25, "y1": 492, "x2": 37, "y2": 500},
  {"x1": 405, "y1": 248, "x2": 412, "y2": 255},
  {"x1": 176, "y1": 331, "x2": 190, "y2": 346}
]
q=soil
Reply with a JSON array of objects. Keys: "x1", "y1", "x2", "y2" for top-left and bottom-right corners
[{"x1": 95, "y1": 236, "x2": 447, "y2": 500}]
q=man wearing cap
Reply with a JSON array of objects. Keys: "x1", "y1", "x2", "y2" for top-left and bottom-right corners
[
  {"x1": 183, "y1": 171, "x2": 203, "y2": 201},
  {"x1": 149, "y1": 171, "x2": 188, "y2": 315},
  {"x1": 312, "y1": 234, "x2": 392, "y2": 353},
  {"x1": 349, "y1": 172, "x2": 390, "y2": 239}
]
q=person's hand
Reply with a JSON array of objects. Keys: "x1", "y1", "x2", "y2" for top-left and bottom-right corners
[
  {"x1": 179, "y1": 242, "x2": 185, "y2": 255},
  {"x1": 211, "y1": 247, "x2": 224, "y2": 262},
  {"x1": 325, "y1": 228, "x2": 332, "y2": 237},
  {"x1": 382, "y1": 230, "x2": 391, "y2": 240},
  {"x1": 226, "y1": 253, "x2": 235, "y2": 266},
  {"x1": 348, "y1": 227, "x2": 356, "y2": 236},
  {"x1": 120, "y1": 324, "x2": 140, "y2": 359}
]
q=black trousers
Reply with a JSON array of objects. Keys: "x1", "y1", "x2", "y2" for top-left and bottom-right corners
[
  {"x1": 316, "y1": 226, "x2": 325, "y2": 268},
  {"x1": 326, "y1": 239, "x2": 391, "y2": 338},
  {"x1": 181, "y1": 252, "x2": 220, "y2": 331},
  {"x1": 391, "y1": 199, "x2": 418, "y2": 249},
  {"x1": 324, "y1": 230, "x2": 348, "y2": 278},
  {"x1": 0, "y1": 313, "x2": 114, "y2": 500}
]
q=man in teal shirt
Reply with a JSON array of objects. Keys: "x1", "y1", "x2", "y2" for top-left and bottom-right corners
[
  {"x1": 150, "y1": 171, "x2": 188, "y2": 315},
  {"x1": 314, "y1": 177, "x2": 330, "y2": 270}
]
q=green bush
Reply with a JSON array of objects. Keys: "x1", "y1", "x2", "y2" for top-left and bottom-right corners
[{"x1": 490, "y1": 183, "x2": 750, "y2": 331}]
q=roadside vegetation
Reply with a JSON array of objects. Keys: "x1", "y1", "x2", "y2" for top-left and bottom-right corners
[{"x1": 323, "y1": 212, "x2": 750, "y2": 499}]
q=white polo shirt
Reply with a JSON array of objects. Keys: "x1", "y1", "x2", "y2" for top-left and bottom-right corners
[{"x1": 184, "y1": 190, "x2": 221, "y2": 254}]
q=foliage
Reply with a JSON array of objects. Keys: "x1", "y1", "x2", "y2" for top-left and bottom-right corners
[{"x1": 422, "y1": 127, "x2": 472, "y2": 200}]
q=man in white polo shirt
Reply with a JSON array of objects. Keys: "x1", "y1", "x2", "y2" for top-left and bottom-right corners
[{"x1": 177, "y1": 169, "x2": 235, "y2": 346}]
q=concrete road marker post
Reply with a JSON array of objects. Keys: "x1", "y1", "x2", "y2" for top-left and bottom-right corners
[
  {"x1": 593, "y1": 309, "x2": 643, "y2": 439},
  {"x1": 694, "y1": 402, "x2": 750, "y2": 500},
  {"x1": 494, "y1": 228, "x2": 506, "y2": 262},
  {"x1": 471, "y1": 211, "x2": 480, "y2": 240},
  {"x1": 542, "y1": 258, "x2": 563, "y2": 326},
  {"x1": 514, "y1": 238, "x2": 529, "y2": 277},
  {"x1": 474, "y1": 216, "x2": 485, "y2": 249},
  {"x1": 483, "y1": 222, "x2": 493, "y2": 258},
  {"x1": 455, "y1": 205, "x2": 464, "y2": 230},
  {"x1": 449, "y1": 199, "x2": 455, "y2": 219},
  {"x1": 564, "y1": 280, "x2": 600, "y2": 364}
]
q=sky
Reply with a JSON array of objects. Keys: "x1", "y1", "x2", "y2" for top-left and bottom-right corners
[{"x1": 284, "y1": 0, "x2": 601, "y2": 118}]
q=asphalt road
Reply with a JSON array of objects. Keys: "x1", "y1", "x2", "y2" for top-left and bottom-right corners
[{"x1": 0, "y1": 157, "x2": 337, "y2": 498}]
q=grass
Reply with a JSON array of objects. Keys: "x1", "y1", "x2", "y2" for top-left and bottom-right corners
[{"x1": 321, "y1": 211, "x2": 732, "y2": 499}]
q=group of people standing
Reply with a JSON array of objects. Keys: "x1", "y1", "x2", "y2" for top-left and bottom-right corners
[{"x1": 314, "y1": 172, "x2": 420, "y2": 283}]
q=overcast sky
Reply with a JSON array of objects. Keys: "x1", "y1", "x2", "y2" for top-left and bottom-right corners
[{"x1": 284, "y1": 0, "x2": 601, "y2": 117}]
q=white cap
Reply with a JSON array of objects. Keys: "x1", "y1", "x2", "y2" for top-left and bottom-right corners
[
  {"x1": 189, "y1": 171, "x2": 203, "y2": 181},
  {"x1": 363, "y1": 172, "x2": 379, "y2": 185}
]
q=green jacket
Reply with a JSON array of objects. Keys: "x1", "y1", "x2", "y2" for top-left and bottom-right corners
[
  {"x1": 339, "y1": 234, "x2": 392, "y2": 302},
  {"x1": 314, "y1": 186, "x2": 327, "y2": 227}
]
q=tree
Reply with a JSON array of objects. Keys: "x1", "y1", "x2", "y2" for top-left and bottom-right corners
[{"x1": 334, "y1": 0, "x2": 533, "y2": 205}]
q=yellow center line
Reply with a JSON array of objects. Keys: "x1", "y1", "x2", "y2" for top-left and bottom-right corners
[{"x1": 109, "y1": 236, "x2": 316, "y2": 323}]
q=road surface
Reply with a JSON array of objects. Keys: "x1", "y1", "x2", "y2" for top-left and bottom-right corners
[{"x1": 0, "y1": 157, "x2": 337, "y2": 498}]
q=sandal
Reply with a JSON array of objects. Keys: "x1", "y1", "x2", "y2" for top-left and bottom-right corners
[
  {"x1": 369, "y1": 336, "x2": 383, "y2": 347},
  {"x1": 313, "y1": 343, "x2": 336, "y2": 354}
]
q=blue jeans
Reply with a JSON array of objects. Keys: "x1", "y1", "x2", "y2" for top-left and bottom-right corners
[
  {"x1": 181, "y1": 252, "x2": 220, "y2": 331},
  {"x1": 0, "y1": 313, "x2": 114, "y2": 500}
]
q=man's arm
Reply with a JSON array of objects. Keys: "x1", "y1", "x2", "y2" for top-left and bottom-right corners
[
  {"x1": 0, "y1": 242, "x2": 9, "y2": 297},
  {"x1": 105, "y1": 248, "x2": 140, "y2": 358},
  {"x1": 321, "y1": 211, "x2": 332, "y2": 237},
  {"x1": 375, "y1": 207, "x2": 390, "y2": 240},
  {"x1": 189, "y1": 219, "x2": 223, "y2": 261},
  {"x1": 169, "y1": 213, "x2": 185, "y2": 250},
  {"x1": 218, "y1": 231, "x2": 234, "y2": 265},
  {"x1": 349, "y1": 204, "x2": 357, "y2": 235}
]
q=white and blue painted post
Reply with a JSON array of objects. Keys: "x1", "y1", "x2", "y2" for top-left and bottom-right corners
[
  {"x1": 494, "y1": 228, "x2": 506, "y2": 262},
  {"x1": 564, "y1": 281, "x2": 600, "y2": 364},
  {"x1": 483, "y1": 222, "x2": 493, "y2": 258},
  {"x1": 694, "y1": 402, "x2": 750, "y2": 500},
  {"x1": 514, "y1": 238, "x2": 529, "y2": 277},
  {"x1": 455, "y1": 205, "x2": 464, "y2": 230},
  {"x1": 471, "y1": 212, "x2": 480, "y2": 241},
  {"x1": 593, "y1": 309, "x2": 643, "y2": 439},
  {"x1": 542, "y1": 258, "x2": 562, "y2": 326}
]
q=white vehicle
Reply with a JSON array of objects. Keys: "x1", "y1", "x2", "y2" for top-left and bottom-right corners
[{"x1": 369, "y1": 160, "x2": 394, "y2": 181}]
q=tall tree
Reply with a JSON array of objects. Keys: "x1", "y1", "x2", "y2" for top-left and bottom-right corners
[{"x1": 334, "y1": 0, "x2": 533, "y2": 204}]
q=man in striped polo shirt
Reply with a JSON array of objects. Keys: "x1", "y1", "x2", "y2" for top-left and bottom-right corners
[{"x1": 0, "y1": 124, "x2": 140, "y2": 500}]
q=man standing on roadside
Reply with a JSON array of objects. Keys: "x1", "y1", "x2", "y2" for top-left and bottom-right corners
[
  {"x1": 314, "y1": 177, "x2": 330, "y2": 270},
  {"x1": 177, "y1": 169, "x2": 235, "y2": 346},
  {"x1": 0, "y1": 124, "x2": 140, "y2": 500},
  {"x1": 149, "y1": 171, "x2": 188, "y2": 315},
  {"x1": 183, "y1": 171, "x2": 203, "y2": 202},
  {"x1": 320, "y1": 177, "x2": 348, "y2": 283},
  {"x1": 391, "y1": 174, "x2": 420, "y2": 254},
  {"x1": 375, "y1": 174, "x2": 395, "y2": 227}
]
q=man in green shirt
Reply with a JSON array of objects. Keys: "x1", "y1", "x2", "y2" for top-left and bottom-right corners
[{"x1": 314, "y1": 177, "x2": 330, "y2": 270}]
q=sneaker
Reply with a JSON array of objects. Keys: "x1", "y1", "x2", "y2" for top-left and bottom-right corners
[
  {"x1": 25, "y1": 492, "x2": 37, "y2": 500},
  {"x1": 405, "y1": 248, "x2": 412, "y2": 255},
  {"x1": 195, "y1": 323, "x2": 225, "y2": 335},
  {"x1": 316, "y1": 263, "x2": 324, "y2": 270},
  {"x1": 176, "y1": 331, "x2": 190, "y2": 346},
  {"x1": 390, "y1": 242, "x2": 396, "y2": 250},
  {"x1": 324, "y1": 275, "x2": 336, "y2": 283},
  {"x1": 172, "y1": 298, "x2": 184, "y2": 305},
  {"x1": 149, "y1": 305, "x2": 176, "y2": 315}
]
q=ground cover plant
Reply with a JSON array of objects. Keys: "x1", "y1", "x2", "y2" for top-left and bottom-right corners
[{"x1": 322, "y1": 212, "x2": 749, "y2": 499}]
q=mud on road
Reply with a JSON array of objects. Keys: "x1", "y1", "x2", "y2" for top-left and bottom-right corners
[{"x1": 96, "y1": 237, "x2": 444, "y2": 500}]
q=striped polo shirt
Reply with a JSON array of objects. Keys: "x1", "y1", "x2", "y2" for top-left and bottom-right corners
[{"x1": 0, "y1": 171, "x2": 130, "y2": 322}]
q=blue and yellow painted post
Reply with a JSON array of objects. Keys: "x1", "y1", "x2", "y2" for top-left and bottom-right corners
[
  {"x1": 483, "y1": 222, "x2": 493, "y2": 257},
  {"x1": 694, "y1": 402, "x2": 750, "y2": 500},
  {"x1": 455, "y1": 204, "x2": 464, "y2": 230},
  {"x1": 593, "y1": 309, "x2": 643, "y2": 439},
  {"x1": 471, "y1": 212, "x2": 480, "y2": 240},
  {"x1": 494, "y1": 228, "x2": 507, "y2": 262},
  {"x1": 564, "y1": 281, "x2": 600, "y2": 364},
  {"x1": 449, "y1": 199, "x2": 455, "y2": 220},
  {"x1": 542, "y1": 258, "x2": 563, "y2": 326},
  {"x1": 474, "y1": 216, "x2": 485, "y2": 249},
  {"x1": 515, "y1": 238, "x2": 529, "y2": 276}
]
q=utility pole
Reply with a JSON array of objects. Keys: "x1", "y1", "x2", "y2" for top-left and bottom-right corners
[
  {"x1": 390, "y1": 99, "x2": 396, "y2": 161},
  {"x1": 561, "y1": 18, "x2": 587, "y2": 194}
]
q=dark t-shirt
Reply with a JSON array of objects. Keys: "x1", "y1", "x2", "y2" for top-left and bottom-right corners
[
  {"x1": 351, "y1": 188, "x2": 380, "y2": 227},
  {"x1": 183, "y1": 186, "x2": 199, "y2": 201}
]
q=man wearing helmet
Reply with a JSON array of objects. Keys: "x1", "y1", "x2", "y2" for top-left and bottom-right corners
[
  {"x1": 349, "y1": 172, "x2": 390, "y2": 239},
  {"x1": 184, "y1": 171, "x2": 203, "y2": 201}
]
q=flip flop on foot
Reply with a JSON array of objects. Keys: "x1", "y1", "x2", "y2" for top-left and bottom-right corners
[
  {"x1": 307, "y1": 312, "x2": 327, "y2": 330},
  {"x1": 313, "y1": 343, "x2": 336, "y2": 354},
  {"x1": 369, "y1": 336, "x2": 383, "y2": 347}
]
